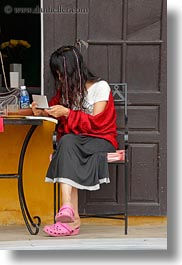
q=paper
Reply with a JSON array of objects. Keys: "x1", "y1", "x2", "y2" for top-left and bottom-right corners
[
  {"x1": 32, "y1": 94, "x2": 49, "y2": 109},
  {"x1": 25, "y1": 116, "x2": 58, "y2": 124}
]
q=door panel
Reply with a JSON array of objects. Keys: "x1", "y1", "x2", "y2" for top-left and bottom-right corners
[
  {"x1": 127, "y1": 45, "x2": 161, "y2": 91},
  {"x1": 127, "y1": 0, "x2": 162, "y2": 41},
  {"x1": 130, "y1": 144, "x2": 158, "y2": 202},
  {"x1": 44, "y1": 0, "x2": 77, "y2": 100},
  {"x1": 88, "y1": 0, "x2": 123, "y2": 40}
]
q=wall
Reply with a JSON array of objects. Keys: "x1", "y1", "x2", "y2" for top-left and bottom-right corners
[{"x1": 0, "y1": 121, "x2": 56, "y2": 225}]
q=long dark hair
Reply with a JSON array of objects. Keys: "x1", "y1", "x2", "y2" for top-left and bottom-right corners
[{"x1": 50, "y1": 45, "x2": 99, "y2": 109}]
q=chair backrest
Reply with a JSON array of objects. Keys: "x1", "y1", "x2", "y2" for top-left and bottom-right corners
[{"x1": 109, "y1": 83, "x2": 128, "y2": 150}]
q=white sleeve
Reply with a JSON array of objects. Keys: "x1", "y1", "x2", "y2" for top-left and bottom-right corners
[{"x1": 94, "y1": 81, "x2": 111, "y2": 103}]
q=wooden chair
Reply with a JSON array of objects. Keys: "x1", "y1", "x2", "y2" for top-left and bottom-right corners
[{"x1": 53, "y1": 83, "x2": 129, "y2": 234}]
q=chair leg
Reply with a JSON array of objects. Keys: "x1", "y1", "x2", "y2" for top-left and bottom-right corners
[
  {"x1": 53, "y1": 183, "x2": 61, "y2": 223},
  {"x1": 58, "y1": 183, "x2": 60, "y2": 211},
  {"x1": 124, "y1": 154, "x2": 128, "y2": 235},
  {"x1": 53, "y1": 183, "x2": 57, "y2": 223},
  {"x1": 125, "y1": 213, "x2": 128, "y2": 235}
]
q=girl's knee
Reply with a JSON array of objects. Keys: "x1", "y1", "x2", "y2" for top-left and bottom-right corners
[{"x1": 59, "y1": 134, "x2": 77, "y2": 149}]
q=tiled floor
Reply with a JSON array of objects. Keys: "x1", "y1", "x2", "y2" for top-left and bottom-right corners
[{"x1": 0, "y1": 219, "x2": 167, "y2": 250}]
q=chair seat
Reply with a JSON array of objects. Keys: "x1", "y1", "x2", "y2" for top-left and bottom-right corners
[{"x1": 107, "y1": 150, "x2": 125, "y2": 162}]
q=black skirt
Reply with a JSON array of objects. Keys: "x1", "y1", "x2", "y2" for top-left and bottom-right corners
[{"x1": 45, "y1": 134, "x2": 115, "y2": 190}]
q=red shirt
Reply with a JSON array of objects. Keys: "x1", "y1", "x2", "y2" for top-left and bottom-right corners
[{"x1": 49, "y1": 91, "x2": 118, "y2": 149}]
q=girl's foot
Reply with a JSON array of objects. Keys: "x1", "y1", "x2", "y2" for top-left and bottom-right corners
[
  {"x1": 55, "y1": 204, "x2": 75, "y2": 223},
  {"x1": 43, "y1": 222, "x2": 80, "y2": 237}
]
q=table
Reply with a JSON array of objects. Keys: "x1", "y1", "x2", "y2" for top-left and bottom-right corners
[{"x1": 0, "y1": 117, "x2": 43, "y2": 235}]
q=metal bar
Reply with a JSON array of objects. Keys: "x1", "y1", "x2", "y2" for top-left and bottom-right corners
[
  {"x1": 124, "y1": 146, "x2": 129, "y2": 235},
  {"x1": 53, "y1": 183, "x2": 61, "y2": 223},
  {"x1": 58, "y1": 183, "x2": 60, "y2": 212},
  {"x1": 87, "y1": 40, "x2": 163, "y2": 45},
  {"x1": 124, "y1": 83, "x2": 128, "y2": 235},
  {"x1": 54, "y1": 183, "x2": 57, "y2": 223},
  {"x1": 80, "y1": 215, "x2": 126, "y2": 220},
  {"x1": 18, "y1": 178, "x2": 40, "y2": 235},
  {"x1": 17, "y1": 125, "x2": 41, "y2": 235},
  {"x1": 0, "y1": 174, "x2": 19, "y2": 179}
]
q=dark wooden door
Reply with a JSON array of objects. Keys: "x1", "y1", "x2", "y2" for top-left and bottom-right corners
[{"x1": 44, "y1": 0, "x2": 167, "y2": 215}]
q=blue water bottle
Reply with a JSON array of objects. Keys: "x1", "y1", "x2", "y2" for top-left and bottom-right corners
[{"x1": 20, "y1": 86, "x2": 30, "y2": 109}]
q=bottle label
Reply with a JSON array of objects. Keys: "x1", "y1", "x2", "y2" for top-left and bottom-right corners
[{"x1": 20, "y1": 95, "x2": 30, "y2": 109}]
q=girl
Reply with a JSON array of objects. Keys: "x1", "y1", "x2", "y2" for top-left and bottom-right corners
[{"x1": 32, "y1": 45, "x2": 118, "y2": 237}]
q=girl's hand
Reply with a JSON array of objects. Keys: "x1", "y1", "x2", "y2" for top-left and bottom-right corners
[
  {"x1": 45, "y1": 105, "x2": 70, "y2": 118},
  {"x1": 31, "y1": 101, "x2": 44, "y2": 116}
]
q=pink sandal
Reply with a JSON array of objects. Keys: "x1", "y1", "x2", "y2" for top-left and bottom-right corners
[
  {"x1": 55, "y1": 204, "x2": 75, "y2": 223},
  {"x1": 43, "y1": 222, "x2": 80, "y2": 237}
]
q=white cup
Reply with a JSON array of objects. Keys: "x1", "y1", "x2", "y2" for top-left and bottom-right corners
[
  {"x1": 10, "y1": 72, "x2": 19, "y2": 88},
  {"x1": 7, "y1": 104, "x2": 18, "y2": 113},
  {"x1": 0, "y1": 105, "x2": 8, "y2": 115}
]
